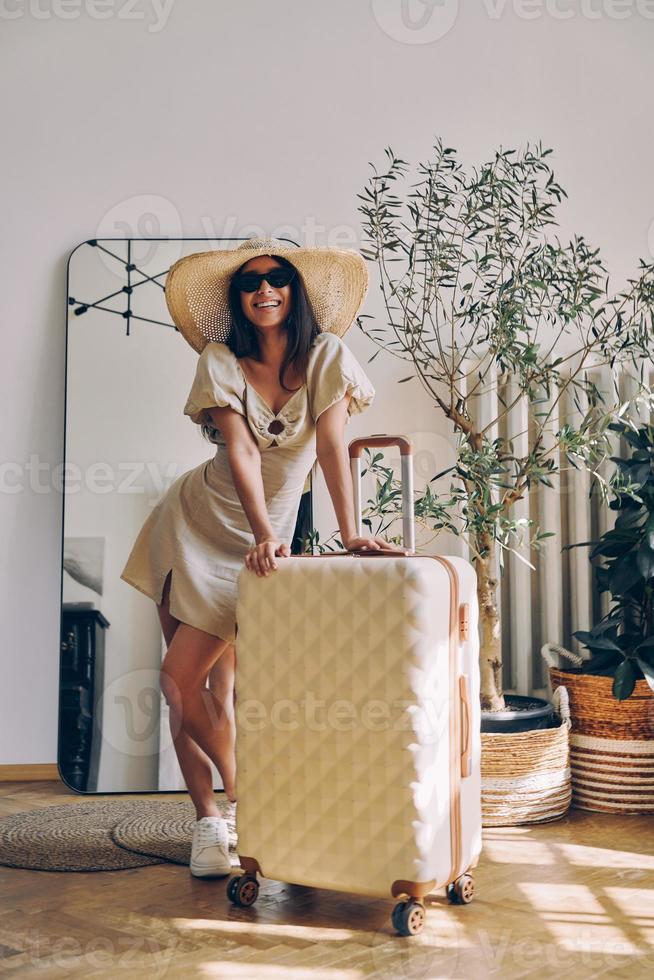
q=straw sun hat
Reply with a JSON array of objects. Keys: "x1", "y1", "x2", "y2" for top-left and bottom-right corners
[{"x1": 164, "y1": 237, "x2": 370, "y2": 353}]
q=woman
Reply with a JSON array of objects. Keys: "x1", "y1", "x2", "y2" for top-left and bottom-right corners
[{"x1": 120, "y1": 238, "x2": 408, "y2": 878}]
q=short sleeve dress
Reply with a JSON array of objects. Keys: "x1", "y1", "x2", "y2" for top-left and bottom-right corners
[{"x1": 119, "y1": 331, "x2": 375, "y2": 642}]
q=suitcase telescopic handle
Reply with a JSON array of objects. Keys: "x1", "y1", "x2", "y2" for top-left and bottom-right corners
[{"x1": 347, "y1": 434, "x2": 415, "y2": 552}]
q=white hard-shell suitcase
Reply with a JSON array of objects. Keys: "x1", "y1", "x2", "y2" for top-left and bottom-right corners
[{"x1": 230, "y1": 434, "x2": 482, "y2": 935}]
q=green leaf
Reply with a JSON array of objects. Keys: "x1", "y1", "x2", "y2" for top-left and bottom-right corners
[
  {"x1": 590, "y1": 538, "x2": 635, "y2": 559},
  {"x1": 562, "y1": 540, "x2": 597, "y2": 551},
  {"x1": 631, "y1": 463, "x2": 652, "y2": 485},
  {"x1": 615, "y1": 509, "x2": 646, "y2": 530},
  {"x1": 573, "y1": 632, "x2": 621, "y2": 652},
  {"x1": 636, "y1": 540, "x2": 654, "y2": 580},
  {"x1": 613, "y1": 660, "x2": 637, "y2": 700},
  {"x1": 588, "y1": 618, "x2": 622, "y2": 635},
  {"x1": 635, "y1": 658, "x2": 654, "y2": 693},
  {"x1": 609, "y1": 552, "x2": 643, "y2": 595},
  {"x1": 618, "y1": 428, "x2": 647, "y2": 449},
  {"x1": 584, "y1": 649, "x2": 623, "y2": 671}
]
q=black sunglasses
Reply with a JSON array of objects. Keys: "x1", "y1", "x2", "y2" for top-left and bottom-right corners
[{"x1": 233, "y1": 268, "x2": 296, "y2": 292}]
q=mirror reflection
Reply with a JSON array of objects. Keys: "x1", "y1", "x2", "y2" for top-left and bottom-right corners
[{"x1": 61, "y1": 238, "x2": 313, "y2": 793}]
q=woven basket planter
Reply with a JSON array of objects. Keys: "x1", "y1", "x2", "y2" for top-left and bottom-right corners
[
  {"x1": 549, "y1": 665, "x2": 654, "y2": 814},
  {"x1": 480, "y1": 688, "x2": 571, "y2": 827}
]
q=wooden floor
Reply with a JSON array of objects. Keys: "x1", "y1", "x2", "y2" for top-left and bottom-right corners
[{"x1": 0, "y1": 781, "x2": 652, "y2": 979}]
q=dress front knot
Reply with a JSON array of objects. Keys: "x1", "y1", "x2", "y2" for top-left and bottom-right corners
[{"x1": 248, "y1": 386, "x2": 306, "y2": 449}]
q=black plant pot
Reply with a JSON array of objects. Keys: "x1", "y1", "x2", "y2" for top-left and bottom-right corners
[{"x1": 481, "y1": 694, "x2": 555, "y2": 734}]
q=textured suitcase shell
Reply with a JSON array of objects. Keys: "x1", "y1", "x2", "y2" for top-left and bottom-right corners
[{"x1": 233, "y1": 435, "x2": 482, "y2": 900}]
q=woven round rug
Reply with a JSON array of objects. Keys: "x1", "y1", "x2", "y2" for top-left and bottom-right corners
[
  {"x1": 111, "y1": 798, "x2": 237, "y2": 866},
  {"x1": 0, "y1": 801, "x2": 167, "y2": 872}
]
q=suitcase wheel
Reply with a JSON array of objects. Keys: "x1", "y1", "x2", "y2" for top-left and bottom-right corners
[
  {"x1": 446, "y1": 873, "x2": 475, "y2": 905},
  {"x1": 227, "y1": 873, "x2": 259, "y2": 908},
  {"x1": 392, "y1": 899, "x2": 426, "y2": 936}
]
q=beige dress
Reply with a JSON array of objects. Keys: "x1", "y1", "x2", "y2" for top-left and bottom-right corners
[{"x1": 119, "y1": 331, "x2": 376, "y2": 642}]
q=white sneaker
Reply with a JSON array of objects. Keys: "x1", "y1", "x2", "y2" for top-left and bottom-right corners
[{"x1": 190, "y1": 816, "x2": 232, "y2": 878}]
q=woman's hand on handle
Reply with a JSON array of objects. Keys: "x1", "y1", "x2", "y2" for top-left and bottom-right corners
[
  {"x1": 343, "y1": 534, "x2": 411, "y2": 556},
  {"x1": 245, "y1": 538, "x2": 291, "y2": 577}
]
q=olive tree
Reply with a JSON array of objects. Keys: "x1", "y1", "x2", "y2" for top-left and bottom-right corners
[{"x1": 349, "y1": 140, "x2": 654, "y2": 711}]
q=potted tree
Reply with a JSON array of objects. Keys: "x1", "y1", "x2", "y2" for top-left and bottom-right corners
[
  {"x1": 306, "y1": 140, "x2": 654, "y2": 824},
  {"x1": 354, "y1": 140, "x2": 654, "y2": 712},
  {"x1": 547, "y1": 417, "x2": 654, "y2": 813}
]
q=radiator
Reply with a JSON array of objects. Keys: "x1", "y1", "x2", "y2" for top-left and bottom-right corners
[{"x1": 464, "y1": 360, "x2": 652, "y2": 699}]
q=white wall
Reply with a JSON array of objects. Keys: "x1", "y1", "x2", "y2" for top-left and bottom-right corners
[{"x1": 2, "y1": 0, "x2": 653, "y2": 765}]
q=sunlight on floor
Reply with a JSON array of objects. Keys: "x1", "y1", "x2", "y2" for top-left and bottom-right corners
[
  {"x1": 518, "y1": 881, "x2": 646, "y2": 957},
  {"x1": 482, "y1": 836, "x2": 556, "y2": 864},
  {"x1": 554, "y1": 844, "x2": 654, "y2": 871},
  {"x1": 604, "y1": 886, "x2": 654, "y2": 919},
  {"x1": 196, "y1": 966, "x2": 361, "y2": 979},
  {"x1": 171, "y1": 913, "x2": 469, "y2": 953},
  {"x1": 171, "y1": 919, "x2": 360, "y2": 941}
]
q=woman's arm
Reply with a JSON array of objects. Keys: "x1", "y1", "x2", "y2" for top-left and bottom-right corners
[
  {"x1": 208, "y1": 405, "x2": 290, "y2": 576},
  {"x1": 316, "y1": 396, "x2": 410, "y2": 555},
  {"x1": 315, "y1": 395, "x2": 359, "y2": 547},
  {"x1": 207, "y1": 406, "x2": 275, "y2": 544}
]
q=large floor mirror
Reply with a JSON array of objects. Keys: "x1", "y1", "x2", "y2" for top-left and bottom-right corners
[{"x1": 60, "y1": 237, "x2": 313, "y2": 793}]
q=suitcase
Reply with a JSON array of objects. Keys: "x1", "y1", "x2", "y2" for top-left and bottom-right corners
[{"x1": 229, "y1": 434, "x2": 482, "y2": 936}]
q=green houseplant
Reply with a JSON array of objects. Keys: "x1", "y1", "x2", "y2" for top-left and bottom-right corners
[
  {"x1": 342, "y1": 138, "x2": 654, "y2": 718},
  {"x1": 547, "y1": 418, "x2": 654, "y2": 813},
  {"x1": 569, "y1": 418, "x2": 654, "y2": 699}
]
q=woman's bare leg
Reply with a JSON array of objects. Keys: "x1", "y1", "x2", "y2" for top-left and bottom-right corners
[
  {"x1": 157, "y1": 572, "x2": 236, "y2": 818},
  {"x1": 208, "y1": 645, "x2": 236, "y2": 800},
  {"x1": 157, "y1": 577, "x2": 220, "y2": 817}
]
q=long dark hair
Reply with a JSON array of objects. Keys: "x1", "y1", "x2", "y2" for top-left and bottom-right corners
[{"x1": 201, "y1": 254, "x2": 322, "y2": 443}]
